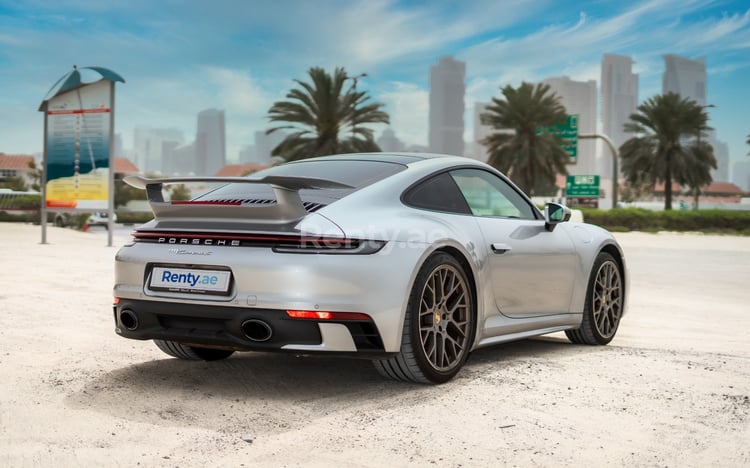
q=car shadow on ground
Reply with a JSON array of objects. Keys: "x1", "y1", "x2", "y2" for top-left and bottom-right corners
[{"x1": 66, "y1": 336, "x2": 603, "y2": 432}]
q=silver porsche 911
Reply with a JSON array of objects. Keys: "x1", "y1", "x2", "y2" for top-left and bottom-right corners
[{"x1": 113, "y1": 153, "x2": 627, "y2": 384}]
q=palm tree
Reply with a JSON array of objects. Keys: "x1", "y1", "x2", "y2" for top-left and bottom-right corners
[
  {"x1": 620, "y1": 93, "x2": 711, "y2": 210},
  {"x1": 266, "y1": 67, "x2": 389, "y2": 161},
  {"x1": 480, "y1": 82, "x2": 569, "y2": 196}
]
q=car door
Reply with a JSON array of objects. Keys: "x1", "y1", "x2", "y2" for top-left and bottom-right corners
[{"x1": 450, "y1": 168, "x2": 577, "y2": 318}]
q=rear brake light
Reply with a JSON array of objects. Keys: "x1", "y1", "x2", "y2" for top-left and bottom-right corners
[
  {"x1": 113, "y1": 297, "x2": 120, "y2": 305},
  {"x1": 286, "y1": 310, "x2": 371, "y2": 321}
]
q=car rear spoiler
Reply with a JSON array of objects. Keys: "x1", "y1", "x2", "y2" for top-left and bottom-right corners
[{"x1": 124, "y1": 175, "x2": 352, "y2": 223}]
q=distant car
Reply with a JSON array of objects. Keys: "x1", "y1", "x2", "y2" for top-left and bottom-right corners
[
  {"x1": 113, "y1": 153, "x2": 628, "y2": 384},
  {"x1": 87, "y1": 211, "x2": 117, "y2": 227}
]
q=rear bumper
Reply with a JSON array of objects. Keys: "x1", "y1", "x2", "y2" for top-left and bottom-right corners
[
  {"x1": 114, "y1": 241, "x2": 430, "y2": 352},
  {"x1": 114, "y1": 299, "x2": 387, "y2": 354}
]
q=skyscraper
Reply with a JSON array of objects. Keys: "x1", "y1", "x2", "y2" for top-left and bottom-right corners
[
  {"x1": 429, "y1": 56, "x2": 465, "y2": 156},
  {"x1": 662, "y1": 54, "x2": 706, "y2": 105},
  {"x1": 542, "y1": 76, "x2": 598, "y2": 176},
  {"x1": 472, "y1": 102, "x2": 493, "y2": 163},
  {"x1": 601, "y1": 54, "x2": 638, "y2": 177},
  {"x1": 377, "y1": 128, "x2": 406, "y2": 152},
  {"x1": 195, "y1": 109, "x2": 226, "y2": 176},
  {"x1": 133, "y1": 127, "x2": 184, "y2": 174}
]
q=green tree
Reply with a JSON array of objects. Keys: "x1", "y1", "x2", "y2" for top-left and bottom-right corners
[
  {"x1": 0, "y1": 175, "x2": 28, "y2": 191},
  {"x1": 620, "y1": 93, "x2": 712, "y2": 210},
  {"x1": 480, "y1": 82, "x2": 569, "y2": 196},
  {"x1": 266, "y1": 67, "x2": 389, "y2": 161},
  {"x1": 169, "y1": 184, "x2": 191, "y2": 201},
  {"x1": 114, "y1": 178, "x2": 147, "y2": 208},
  {"x1": 27, "y1": 160, "x2": 42, "y2": 192}
]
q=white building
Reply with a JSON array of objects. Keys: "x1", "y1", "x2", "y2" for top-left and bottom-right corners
[
  {"x1": 710, "y1": 136, "x2": 730, "y2": 182},
  {"x1": 429, "y1": 56, "x2": 465, "y2": 156},
  {"x1": 732, "y1": 161, "x2": 750, "y2": 192},
  {"x1": 663, "y1": 55, "x2": 706, "y2": 106},
  {"x1": 254, "y1": 130, "x2": 287, "y2": 164},
  {"x1": 195, "y1": 109, "x2": 226, "y2": 176},
  {"x1": 542, "y1": 76, "x2": 598, "y2": 176},
  {"x1": 601, "y1": 54, "x2": 638, "y2": 178},
  {"x1": 377, "y1": 128, "x2": 406, "y2": 152},
  {"x1": 133, "y1": 127, "x2": 184, "y2": 175},
  {"x1": 472, "y1": 102, "x2": 493, "y2": 163}
]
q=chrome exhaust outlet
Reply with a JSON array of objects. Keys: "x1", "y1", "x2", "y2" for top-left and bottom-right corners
[
  {"x1": 241, "y1": 319, "x2": 273, "y2": 342},
  {"x1": 120, "y1": 309, "x2": 139, "y2": 331}
]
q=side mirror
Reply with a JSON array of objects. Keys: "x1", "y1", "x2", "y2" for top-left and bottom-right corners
[{"x1": 544, "y1": 202, "x2": 571, "y2": 231}]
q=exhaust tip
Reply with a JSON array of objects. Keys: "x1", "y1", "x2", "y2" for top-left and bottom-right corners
[
  {"x1": 120, "y1": 309, "x2": 139, "y2": 331},
  {"x1": 241, "y1": 319, "x2": 273, "y2": 342}
]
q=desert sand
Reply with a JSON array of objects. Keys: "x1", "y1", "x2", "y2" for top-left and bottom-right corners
[{"x1": 0, "y1": 224, "x2": 748, "y2": 467}]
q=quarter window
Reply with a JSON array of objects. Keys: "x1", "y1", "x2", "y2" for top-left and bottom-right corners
[{"x1": 402, "y1": 172, "x2": 471, "y2": 214}]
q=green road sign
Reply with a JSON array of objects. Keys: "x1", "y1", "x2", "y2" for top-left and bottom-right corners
[
  {"x1": 566, "y1": 175, "x2": 600, "y2": 197},
  {"x1": 537, "y1": 114, "x2": 578, "y2": 163}
]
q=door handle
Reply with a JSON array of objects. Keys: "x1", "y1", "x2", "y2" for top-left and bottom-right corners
[{"x1": 491, "y1": 243, "x2": 512, "y2": 254}]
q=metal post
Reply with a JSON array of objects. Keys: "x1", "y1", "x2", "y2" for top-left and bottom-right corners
[
  {"x1": 579, "y1": 133, "x2": 619, "y2": 208},
  {"x1": 107, "y1": 81, "x2": 115, "y2": 247},
  {"x1": 41, "y1": 107, "x2": 49, "y2": 244}
]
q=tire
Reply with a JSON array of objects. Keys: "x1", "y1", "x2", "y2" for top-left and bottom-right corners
[
  {"x1": 566, "y1": 252, "x2": 624, "y2": 345},
  {"x1": 154, "y1": 339, "x2": 235, "y2": 361},
  {"x1": 373, "y1": 252, "x2": 474, "y2": 384}
]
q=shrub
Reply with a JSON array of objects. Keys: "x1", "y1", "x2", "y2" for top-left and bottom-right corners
[{"x1": 580, "y1": 208, "x2": 750, "y2": 235}]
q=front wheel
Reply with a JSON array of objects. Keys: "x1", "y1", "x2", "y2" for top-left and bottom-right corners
[
  {"x1": 154, "y1": 340, "x2": 235, "y2": 361},
  {"x1": 373, "y1": 253, "x2": 474, "y2": 384},
  {"x1": 566, "y1": 252, "x2": 624, "y2": 345}
]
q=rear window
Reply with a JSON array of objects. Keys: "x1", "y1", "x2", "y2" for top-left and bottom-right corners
[{"x1": 195, "y1": 159, "x2": 405, "y2": 205}]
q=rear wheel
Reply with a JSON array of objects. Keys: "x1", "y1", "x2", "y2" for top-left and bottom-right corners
[
  {"x1": 373, "y1": 253, "x2": 474, "y2": 384},
  {"x1": 566, "y1": 252, "x2": 623, "y2": 345},
  {"x1": 154, "y1": 339, "x2": 235, "y2": 361}
]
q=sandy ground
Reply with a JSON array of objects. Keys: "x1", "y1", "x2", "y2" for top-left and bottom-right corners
[{"x1": 0, "y1": 223, "x2": 748, "y2": 467}]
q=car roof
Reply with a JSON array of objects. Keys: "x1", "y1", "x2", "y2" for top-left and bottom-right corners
[{"x1": 286, "y1": 152, "x2": 458, "y2": 167}]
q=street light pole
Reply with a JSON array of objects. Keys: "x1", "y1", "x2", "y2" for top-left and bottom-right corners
[
  {"x1": 345, "y1": 73, "x2": 367, "y2": 142},
  {"x1": 579, "y1": 133, "x2": 619, "y2": 208}
]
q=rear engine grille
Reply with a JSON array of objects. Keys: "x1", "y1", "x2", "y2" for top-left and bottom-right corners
[{"x1": 193, "y1": 198, "x2": 325, "y2": 213}]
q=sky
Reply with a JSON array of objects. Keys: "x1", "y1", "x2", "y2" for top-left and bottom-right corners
[{"x1": 1, "y1": 0, "x2": 749, "y2": 174}]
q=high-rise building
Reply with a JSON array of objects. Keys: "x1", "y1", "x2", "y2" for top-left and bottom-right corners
[
  {"x1": 542, "y1": 76, "x2": 598, "y2": 176},
  {"x1": 238, "y1": 144, "x2": 257, "y2": 164},
  {"x1": 472, "y1": 102, "x2": 493, "y2": 163},
  {"x1": 732, "y1": 161, "x2": 750, "y2": 192},
  {"x1": 429, "y1": 56, "x2": 465, "y2": 156},
  {"x1": 133, "y1": 127, "x2": 184, "y2": 174},
  {"x1": 601, "y1": 54, "x2": 638, "y2": 177},
  {"x1": 377, "y1": 128, "x2": 406, "y2": 152},
  {"x1": 662, "y1": 54, "x2": 707, "y2": 106},
  {"x1": 710, "y1": 135, "x2": 730, "y2": 182},
  {"x1": 254, "y1": 129, "x2": 287, "y2": 164},
  {"x1": 195, "y1": 109, "x2": 226, "y2": 176}
]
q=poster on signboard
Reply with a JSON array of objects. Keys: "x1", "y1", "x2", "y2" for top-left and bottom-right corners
[{"x1": 45, "y1": 80, "x2": 112, "y2": 209}]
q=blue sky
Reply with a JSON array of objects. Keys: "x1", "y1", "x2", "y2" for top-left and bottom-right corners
[{"x1": 1, "y1": 0, "x2": 749, "y2": 173}]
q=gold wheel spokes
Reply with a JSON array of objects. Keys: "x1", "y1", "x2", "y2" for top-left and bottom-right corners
[
  {"x1": 592, "y1": 261, "x2": 622, "y2": 339},
  {"x1": 418, "y1": 264, "x2": 470, "y2": 372}
]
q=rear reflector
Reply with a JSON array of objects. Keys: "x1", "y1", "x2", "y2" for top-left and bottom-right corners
[
  {"x1": 113, "y1": 297, "x2": 120, "y2": 305},
  {"x1": 286, "y1": 310, "x2": 371, "y2": 321}
]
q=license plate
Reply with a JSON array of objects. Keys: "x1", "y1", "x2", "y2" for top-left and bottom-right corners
[{"x1": 150, "y1": 266, "x2": 231, "y2": 294}]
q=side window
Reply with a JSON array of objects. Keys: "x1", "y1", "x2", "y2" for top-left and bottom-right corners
[
  {"x1": 402, "y1": 172, "x2": 472, "y2": 214},
  {"x1": 450, "y1": 169, "x2": 538, "y2": 220}
]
